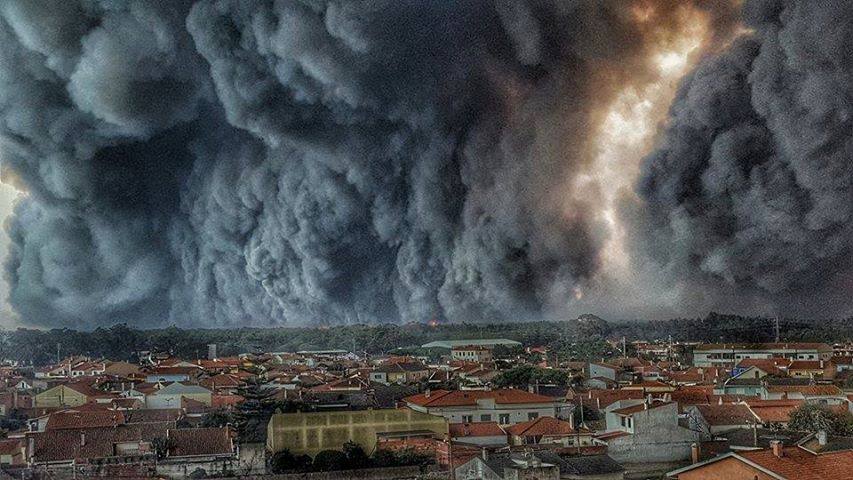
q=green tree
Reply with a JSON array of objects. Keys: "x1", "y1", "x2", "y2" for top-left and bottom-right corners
[
  {"x1": 788, "y1": 404, "x2": 853, "y2": 436},
  {"x1": 342, "y1": 441, "x2": 370, "y2": 469},
  {"x1": 269, "y1": 449, "x2": 312, "y2": 474},
  {"x1": 312, "y1": 450, "x2": 349, "y2": 471}
]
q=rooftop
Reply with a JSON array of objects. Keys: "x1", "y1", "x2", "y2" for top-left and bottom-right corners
[
  {"x1": 421, "y1": 339, "x2": 522, "y2": 349},
  {"x1": 405, "y1": 388, "x2": 558, "y2": 407}
]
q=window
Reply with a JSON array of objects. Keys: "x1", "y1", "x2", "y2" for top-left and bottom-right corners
[
  {"x1": 499, "y1": 414, "x2": 510, "y2": 424},
  {"x1": 528, "y1": 412, "x2": 539, "y2": 420},
  {"x1": 462, "y1": 415, "x2": 473, "y2": 423},
  {"x1": 621, "y1": 417, "x2": 626, "y2": 427},
  {"x1": 480, "y1": 414, "x2": 491, "y2": 422}
]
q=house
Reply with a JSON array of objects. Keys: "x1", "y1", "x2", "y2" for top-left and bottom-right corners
[
  {"x1": 715, "y1": 377, "x2": 764, "y2": 397},
  {"x1": 693, "y1": 343, "x2": 833, "y2": 368},
  {"x1": 157, "y1": 427, "x2": 238, "y2": 478},
  {"x1": 451, "y1": 346, "x2": 494, "y2": 363},
  {"x1": 34, "y1": 381, "x2": 114, "y2": 408},
  {"x1": 404, "y1": 389, "x2": 566, "y2": 426},
  {"x1": 102, "y1": 361, "x2": 142, "y2": 378},
  {"x1": 588, "y1": 363, "x2": 619, "y2": 382},
  {"x1": 668, "y1": 367, "x2": 725, "y2": 386},
  {"x1": 449, "y1": 422, "x2": 508, "y2": 446},
  {"x1": 199, "y1": 374, "x2": 243, "y2": 394},
  {"x1": 621, "y1": 381, "x2": 676, "y2": 393},
  {"x1": 505, "y1": 416, "x2": 594, "y2": 447},
  {"x1": 369, "y1": 362, "x2": 430, "y2": 385},
  {"x1": 600, "y1": 401, "x2": 703, "y2": 464},
  {"x1": 145, "y1": 366, "x2": 201, "y2": 383},
  {"x1": 0, "y1": 439, "x2": 24, "y2": 466},
  {"x1": 761, "y1": 384, "x2": 842, "y2": 400},
  {"x1": 787, "y1": 360, "x2": 835, "y2": 379},
  {"x1": 685, "y1": 404, "x2": 758, "y2": 434},
  {"x1": 667, "y1": 440, "x2": 853, "y2": 479},
  {"x1": 731, "y1": 358, "x2": 791, "y2": 378},
  {"x1": 455, "y1": 451, "x2": 624, "y2": 480},
  {"x1": 146, "y1": 382, "x2": 212, "y2": 409}
]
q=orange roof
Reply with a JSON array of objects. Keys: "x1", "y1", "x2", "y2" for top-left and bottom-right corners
[
  {"x1": 740, "y1": 447, "x2": 853, "y2": 479},
  {"x1": 504, "y1": 416, "x2": 587, "y2": 436},
  {"x1": 45, "y1": 410, "x2": 125, "y2": 430},
  {"x1": 612, "y1": 401, "x2": 672, "y2": 416},
  {"x1": 788, "y1": 360, "x2": 830, "y2": 370},
  {"x1": 694, "y1": 404, "x2": 757, "y2": 425},
  {"x1": 765, "y1": 385, "x2": 842, "y2": 395},
  {"x1": 735, "y1": 358, "x2": 791, "y2": 375},
  {"x1": 405, "y1": 389, "x2": 557, "y2": 407},
  {"x1": 583, "y1": 389, "x2": 645, "y2": 409},
  {"x1": 448, "y1": 422, "x2": 505, "y2": 437}
]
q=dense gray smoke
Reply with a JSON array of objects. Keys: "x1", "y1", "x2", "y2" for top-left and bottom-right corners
[
  {"x1": 13, "y1": 0, "x2": 845, "y2": 329},
  {"x1": 634, "y1": 0, "x2": 853, "y2": 317}
]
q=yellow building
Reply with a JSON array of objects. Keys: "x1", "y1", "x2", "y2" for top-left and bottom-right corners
[
  {"x1": 34, "y1": 384, "x2": 99, "y2": 408},
  {"x1": 267, "y1": 408, "x2": 448, "y2": 456}
]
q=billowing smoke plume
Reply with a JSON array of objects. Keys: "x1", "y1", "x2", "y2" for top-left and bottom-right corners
[
  {"x1": 633, "y1": 0, "x2": 853, "y2": 317},
  {"x1": 0, "y1": 0, "x2": 767, "y2": 328}
]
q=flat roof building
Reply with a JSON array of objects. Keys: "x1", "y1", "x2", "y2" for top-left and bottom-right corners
[{"x1": 421, "y1": 339, "x2": 521, "y2": 349}]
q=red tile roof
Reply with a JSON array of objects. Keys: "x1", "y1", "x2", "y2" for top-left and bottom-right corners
[
  {"x1": 448, "y1": 422, "x2": 506, "y2": 437},
  {"x1": 740, "y1": 447, "x2": 853, "y2": 479},
  {"x1": 693, "y1": 404, "x2": 757, "y2": 426},
  {"x1": 405, "y1": 389, "x2": 557, "y2": 407},
  {"x1": 505, "y1": 416, "x2": 588, "y2": 437},
  {"x1": 765, "y1": 385, "x2": 842, "y2": 396},
  {"x1": 45, "y1": 410, "x2": 125, "y2": 430},
  {"x1": 612, "y1": 401, "x2": 672, "y2": 416},
  {"x1": 788, "y1": 360, "x2": 830, "y2": 370},
  {"x1": 28, "y1": 422, "x2": 174, "y2": 463},
  {"x1": 167, "y1": 427, "x2": 234, "y2": 457}
]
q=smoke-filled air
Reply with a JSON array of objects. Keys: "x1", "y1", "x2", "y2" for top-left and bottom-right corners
[{"x1": 0, "y1": 0, "x2": 850, "y2": 328}]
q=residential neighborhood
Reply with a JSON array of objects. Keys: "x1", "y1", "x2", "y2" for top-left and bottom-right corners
[{"x1": 0, "y1": 334, "x2": 850, "y2": 479}]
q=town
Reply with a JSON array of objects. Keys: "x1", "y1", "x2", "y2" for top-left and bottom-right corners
[{"x1": 0, "y1": 320, "x2": 850, "y2": 480}]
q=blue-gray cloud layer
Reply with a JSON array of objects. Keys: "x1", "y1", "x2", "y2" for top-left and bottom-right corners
[
  {"x1": 11, "y1": 1, "x2": 844, "y2": 328},
  {"x1": 634, "y1": 0, "x2": 853, "y2": 317}
]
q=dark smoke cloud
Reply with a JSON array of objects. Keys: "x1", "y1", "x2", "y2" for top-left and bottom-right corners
[
  {"x1": 0, "y1": 0, "x2": 745, "y2": 328},
  {"x1": 633, "y1": 0, "x2": 853, "y2": 318}
]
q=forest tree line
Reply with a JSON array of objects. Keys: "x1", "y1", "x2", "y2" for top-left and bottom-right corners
[{"x1": 2, "y1": 312, "x2": 850, "y2": 366}]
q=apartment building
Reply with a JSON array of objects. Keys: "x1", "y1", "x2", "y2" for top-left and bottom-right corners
[
  {"x1": 693, "y1": 343, "x2": 833, "y2": 367},
  {"x1": 403, "y1": 389, "x2": 566, "y2": 425}
]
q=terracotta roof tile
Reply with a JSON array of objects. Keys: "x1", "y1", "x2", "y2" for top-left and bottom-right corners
[
  {"x1": 405, "y1": 389, "x2": 557, "y2": 407},
  {"x1": 740, "y1": 447, "x2": 853, "y2": 479},
  {"x1": 448, "y1": 422, "x2": 506, "y2": 437},
  {"x1": 167, "y1": 427, "x2": 233, "y2": 457},
  {"x1": 694, "y1": 404, "x2": 757, "y2": 426},
  {"x1": 505, "y1": 416, "x2": 588, "y2": 436}
]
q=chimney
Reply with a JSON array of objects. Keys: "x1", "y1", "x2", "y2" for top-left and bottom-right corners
[
  {"x1": 771, "y1": 440, "x2": 783, "y2": 458},
  {"x1": 528, "y1": 384, "x2": 534, "y2": 394},
  {"x1": 27, "y1": 437, "x2": 34, "y2": 463},
  {"x1": 819, "y1": 360, "x2": 824, "y2": 369},
  {"x1": 80, "y1": 433, "x2": 86, "y2": 447},
  {"x1": 690, "y1": 443, "x2": 700, "y2": 464},
  {"x1": 424, "y1": 389, "x2": 431, "y2": 398},
  {"x1": 817, "y1": 430, "x2": 827, "y2": 446},
  {"x1": 482, "y1": 448, "x2": 488, "y2": 461}
]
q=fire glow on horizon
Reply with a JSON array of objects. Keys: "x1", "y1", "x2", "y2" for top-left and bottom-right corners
[{"x1": 574, "y1": 6, "x2": 714, "y2": 282}]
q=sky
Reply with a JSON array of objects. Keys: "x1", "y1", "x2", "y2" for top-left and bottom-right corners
[{"x1": 0, "y1": 0, "x2": 851, "y2": 329}]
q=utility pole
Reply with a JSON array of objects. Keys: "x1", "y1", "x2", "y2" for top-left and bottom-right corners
[
  {"x1": 56, "y1": 343, "x2": 60, "y2": 364},
  {"x1": 668, "y1": 334, "x2": 673, "y2": 362},
  {"x1": 774, "y1": 316, "x2": 780, "y2": 343},
  {"x1": 622, "y1": 337, "x2": 626, "y2": 358}
]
